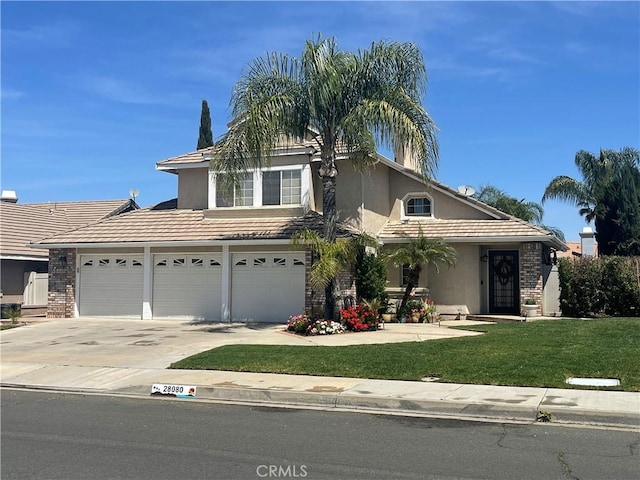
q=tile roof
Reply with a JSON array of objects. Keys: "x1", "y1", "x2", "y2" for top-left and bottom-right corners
[
  {"x1": 32, "y1": 202, "x2": 356, "y2": 246},
  {"x1": 1, "y1": 199, "x2": 136, "y2": 258},
  {"x1": 156, "y1": 138, "x2": 321, "y2": 168},
  {"x1": 379, "y1": 218, "x2": 566, "y2": 248}
]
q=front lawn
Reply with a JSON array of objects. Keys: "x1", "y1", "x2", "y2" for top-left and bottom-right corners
[
  {"x1": 0, "y1": 323, "x2": 21, "y2": 330},
  {"x1": 170, "y1": 318, "x2": 640, "y2": 391}
]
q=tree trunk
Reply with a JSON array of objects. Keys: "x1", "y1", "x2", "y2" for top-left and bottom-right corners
[
  {"x1": 320, "y1": 146, "x2": 338, "y2": 319},
  {"x1": 322, "y1": 172, "x2": 337, "y2": 243},
  {"x1": 398, "y1": 267, "x2": 421, "y2": 318}
]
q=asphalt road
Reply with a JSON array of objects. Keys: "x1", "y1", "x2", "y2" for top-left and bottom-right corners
[{"x1": 1, "y1": 389, "x2": 638, "y2": 480}]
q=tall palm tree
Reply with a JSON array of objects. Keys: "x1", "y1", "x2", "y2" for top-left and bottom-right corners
[
  {"x1": 213, "y1": 35, "x2": 438, "y2": 317},
  {"x1": 386, "y1": 227, "x2": 457, "y2": 318},
  {"x1": 542, "y1": 147, "x2": 640, "y2": 255}
]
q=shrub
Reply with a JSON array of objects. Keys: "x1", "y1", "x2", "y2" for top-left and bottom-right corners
[
  {"x1": 307, "y1": 320, "x2": 345, "y2": 335},
  {"x1": 601, "y1": 257, "x2": 640, "y2": 316},
  {"x1": 558, "y1": 256, "x2": 640, "y2": 317},
  {"x1": 355, "y1": 251, "x2": 388, "y2": 308},
  {"x1": 287, "y1": 314, "x2": 345, "y2": 335},
  {"x1": 286, "y1": 314, "x2": 313, "y2": 334},
  {"x1": 341, "y1": 303, "x2": 379, "y2": 332}
]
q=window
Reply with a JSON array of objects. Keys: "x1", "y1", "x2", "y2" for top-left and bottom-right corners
[
  {"x1": 216, "y1": 173, "x2": 253, "y2": 207},
  {"x1": 406, "y1": 197, "x2": 431, "y2": 216},
  {"x1": 173, "y1": 258, "x2": 186, "y2": 267},
  {"x1": 262, "y1": 170, "x2": 301, "y2": 205}
]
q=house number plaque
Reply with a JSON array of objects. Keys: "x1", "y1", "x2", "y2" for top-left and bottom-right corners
[{"x1": 151, "y1": 383, "x2": 197, "y2": 398}]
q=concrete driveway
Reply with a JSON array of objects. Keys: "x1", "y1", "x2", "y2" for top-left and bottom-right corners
[{"x1": 1, "y1": 317, "x2": 483, "y2": 370}]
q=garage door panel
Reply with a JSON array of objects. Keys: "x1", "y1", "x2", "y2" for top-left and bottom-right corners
[
  {"x1": 79, "y1": 256, "x2": 143, "y2": 317},
  {"x1": 152, "y1": 254, "x2": 222, "y2": 320},
  {"x1": 231, "y1": 253, "x2": 305, "y2": 322}
]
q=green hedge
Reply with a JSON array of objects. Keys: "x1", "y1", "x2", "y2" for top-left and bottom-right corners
[{"x1": 558, "y1": 256, "x2": 640, "y2": 317}]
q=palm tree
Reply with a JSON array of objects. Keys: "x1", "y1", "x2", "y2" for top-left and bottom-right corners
[
  {"x1": 386, "y1": 227, "x2": 457, "y2": 318},
  {"x1": 213, "y1": 35, "x2": 438, "y2": 317},
  {"x1": 291, "y1": 230, "x2": 377, "y2": 318},
  {"x1": 475, "y1": 185, "x2": 565, "y2": 241},
  {"x1": 542, "y1": 147, "x2": 640, "y2": 255}
]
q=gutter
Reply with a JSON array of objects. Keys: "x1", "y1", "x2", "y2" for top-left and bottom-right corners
[
  {"x1": 28, "y1": 239, "x2": 297, "y2": 250},
  {"x1": 379, "y1": 235, "x2": 568, "y2": 250}
]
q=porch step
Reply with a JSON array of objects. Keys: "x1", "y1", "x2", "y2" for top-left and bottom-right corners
[{"x1": 20, "y1": 305, "x2": 47, "y2": 317}]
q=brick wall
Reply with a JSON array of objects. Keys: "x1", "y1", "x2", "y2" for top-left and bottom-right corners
[
  {"x1": 47, "y1": 248, "x2": 76, "y2": 318},
  {"x1": 519, "y1": 242, "x2": 543, "y2": 314},
  {"x1": 304, "y1": 248, "x2": 356, "y2": 319}
]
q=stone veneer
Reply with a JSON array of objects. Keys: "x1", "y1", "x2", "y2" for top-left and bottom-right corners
[
  {"x1": 519, "y1": 242, "x2": 543, "y2": 315},
  {"x1": 47, "y1": 248, "x2": 76, "y2": 318}
]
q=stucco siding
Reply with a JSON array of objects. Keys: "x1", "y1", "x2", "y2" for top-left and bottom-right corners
[
  {"x1": 388, "y1": 170, "x2": 493, "y2": 221},
  {"x1": 178, "y1": 168, "x2": 208, "y2": 210},
  {"x1": 427, "y1": 244, "x2": 481, "y2": 313},
  {"x1": 430, "y1": 189, "x2": 493, "y2": 220},
  {"x1": 335, "y1": 162, "x2": 363, "y2": 230},
  {"x1": 361, "y1": 163, "x2": 391, "y2": 235}
]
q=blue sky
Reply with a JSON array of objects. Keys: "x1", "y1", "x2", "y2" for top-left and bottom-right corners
[{"x1": 2, "y1": 1, "x2": 638, "y2": 242}]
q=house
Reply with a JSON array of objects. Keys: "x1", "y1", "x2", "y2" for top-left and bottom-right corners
[
  {"x1": 0, "y1": 191, "x2": 137, "y2": 311},
  {"x1": 31, "y1": 136, "x2": 567, "y2": 321},
  {"x1": 559, "y1": 227, "x2": 598, "y2": 258}
]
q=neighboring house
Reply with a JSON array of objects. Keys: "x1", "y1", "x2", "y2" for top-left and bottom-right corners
[
  {"x1": 559, "y1": 227, "x2": 598, "y2": 258},
  {"x1": 0, "y1": 191, "x2": 137, "y2": 309},
  {"x1": 32, "y1": 135, "x2": 567, "y2": 321}
]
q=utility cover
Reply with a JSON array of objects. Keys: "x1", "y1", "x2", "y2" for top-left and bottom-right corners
[{"x1": 566, "y1": 377, "x2": 620, "y2": 387}]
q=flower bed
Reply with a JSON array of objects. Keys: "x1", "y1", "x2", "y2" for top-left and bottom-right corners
[
  {"x1": 286, "y1": 314, "x2": 345, "y2": 335},
  {"x1": 286, "y1": 302, "x2": 380, "y2": 335}
]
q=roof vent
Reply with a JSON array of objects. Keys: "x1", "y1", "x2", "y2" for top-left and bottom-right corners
[{"x1": 1, "y1": 190, "x2": 18, "y2": 203}]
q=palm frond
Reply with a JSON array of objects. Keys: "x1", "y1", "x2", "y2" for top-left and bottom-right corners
[{"x1": 541, "y1": 175, "x2": 591, "y2": 207}]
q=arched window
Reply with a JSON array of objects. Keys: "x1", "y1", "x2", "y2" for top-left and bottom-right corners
[{"x1": 406, "y1": 197, "x2": 432, "y2": 216}]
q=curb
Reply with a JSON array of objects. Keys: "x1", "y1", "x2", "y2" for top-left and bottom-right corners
[{"x1": 3, "y1": 382, "x2": 638, "y2": 430}]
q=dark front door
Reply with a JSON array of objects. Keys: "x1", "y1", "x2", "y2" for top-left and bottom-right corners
[{"x1": 489, "y1": 250, "x2": 519, "y2": 314}]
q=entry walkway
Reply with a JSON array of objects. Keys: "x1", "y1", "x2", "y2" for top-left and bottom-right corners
[{"x1": 1, "y1": 318, "x2": 638, "y2": 429}]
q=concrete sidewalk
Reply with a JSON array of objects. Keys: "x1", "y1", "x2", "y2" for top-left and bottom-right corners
[{"x1": 1, "y1": 318, "x2": 639, "y2": 429}]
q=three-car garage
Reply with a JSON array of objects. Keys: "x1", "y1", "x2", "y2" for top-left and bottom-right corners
[{"x1": 77, "y1": 251, "x2": 306, "y2": 322}]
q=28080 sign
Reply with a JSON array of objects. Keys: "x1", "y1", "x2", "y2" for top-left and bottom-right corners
[{"x1": 151, "y1": 383, "x2": 196, "y2": 398}]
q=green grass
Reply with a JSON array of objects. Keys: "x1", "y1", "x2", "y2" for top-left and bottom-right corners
[
  {"x1": 170, "y1": 318, "x2": 640, "y2": 391},
  {"x1": 0, "y1": 323, "x2": 21, "y2": 330}
]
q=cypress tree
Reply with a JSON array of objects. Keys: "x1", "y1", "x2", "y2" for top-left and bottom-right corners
[{"x1": 197, "y1": 100, "x2": 214, "y2": 150}]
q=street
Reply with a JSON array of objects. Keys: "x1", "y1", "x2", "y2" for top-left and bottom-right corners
[{"x1": 1, "y1": 389, "x2": 638, "y2": 480}]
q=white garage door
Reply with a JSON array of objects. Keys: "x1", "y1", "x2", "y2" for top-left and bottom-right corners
[
  {"x1": 231, "y1": 253, "x2": 305, "y2": 322},
  {"x1": 152, "y1": 254, "x2": 222, "y2": 320},
  {"x1": 79, "y1": 255, "x2": 143, "y2": 317}
]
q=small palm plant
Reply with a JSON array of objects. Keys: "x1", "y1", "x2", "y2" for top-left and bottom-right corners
[
  {"x1": 292, "y1": 230, "x2": 378, "y2": 320},
  {"x1": 387, "y1": 226, "x2": 457, "y2": 318},
  {"x1": 2, "y1": 305, "x2": 22, "y2": 325}
]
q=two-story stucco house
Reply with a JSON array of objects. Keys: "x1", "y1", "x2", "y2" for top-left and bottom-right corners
[{"x1": 32, "y1": 135, "x2": 566, "y2": 321}]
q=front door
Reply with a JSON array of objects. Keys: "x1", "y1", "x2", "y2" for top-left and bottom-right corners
[{"x1": 489, "y1": 250, "x2": 519, "y2": 314}]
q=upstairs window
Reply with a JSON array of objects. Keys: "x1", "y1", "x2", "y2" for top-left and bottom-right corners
[
  {"x1": 406, "y1": 197, "x2": 432, "y2": 216},
  {"x1": 262, "y1": 170, "x2": 301, "y2": 206},
  {"x1": 216, "y1": 173, "x2": 253, "y2": 207}
]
